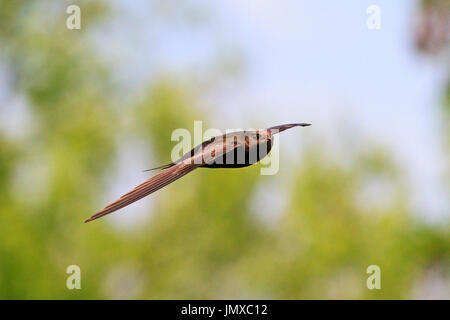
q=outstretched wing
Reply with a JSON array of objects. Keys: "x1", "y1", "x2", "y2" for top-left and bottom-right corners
[{"x1": 85, "y1": 162, "x2": 199, "y2": 223}]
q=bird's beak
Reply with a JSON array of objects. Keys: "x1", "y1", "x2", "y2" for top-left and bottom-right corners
[{"x1": 268, "y1": 123, "x2": 311, "y2": 134}]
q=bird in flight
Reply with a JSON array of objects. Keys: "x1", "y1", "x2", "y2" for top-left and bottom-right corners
[{"x1": 85, "y1": 123, "x2": 310, "y2": 222}]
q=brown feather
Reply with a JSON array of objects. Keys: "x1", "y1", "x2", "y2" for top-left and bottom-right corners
[{"x1": 85, "y1": 162, "x2": 199, "y2": 222}]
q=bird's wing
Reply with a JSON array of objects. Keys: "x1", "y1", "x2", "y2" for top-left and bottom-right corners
[
  {"x1": 85, "y1": 161, "x2": 199, "y2": 222},
  {"x1": 200, "y1": 133, "x2": 246, "y2": 164},
  {"x1": 142, "y1": 162, "x2": 174, "y2": 172},
  {"x1": 174, "y1": 133, "x2": 244, "y2": 165}
]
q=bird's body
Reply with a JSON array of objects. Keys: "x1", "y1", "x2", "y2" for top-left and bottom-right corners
[{"x1": 85, "y1": 123, "x2": 310, "y2": 222}]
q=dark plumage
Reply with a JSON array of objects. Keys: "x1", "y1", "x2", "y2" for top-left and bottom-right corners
[{"x1": 85, "y1": 123, "x2": 310, "y2": 222}]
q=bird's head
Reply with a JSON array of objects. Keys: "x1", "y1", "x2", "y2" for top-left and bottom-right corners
[{"x1": 267, "y1": 123, "x2": 311, "y2": 137}]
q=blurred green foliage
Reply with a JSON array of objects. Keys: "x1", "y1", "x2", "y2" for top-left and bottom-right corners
[{"x1": 0, "y1": 1, "x2": 448, "y2": 299}]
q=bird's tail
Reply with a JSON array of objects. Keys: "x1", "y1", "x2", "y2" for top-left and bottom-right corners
[{"x1": 85, "y1": 163, "x2": 198, "y2": 223}]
